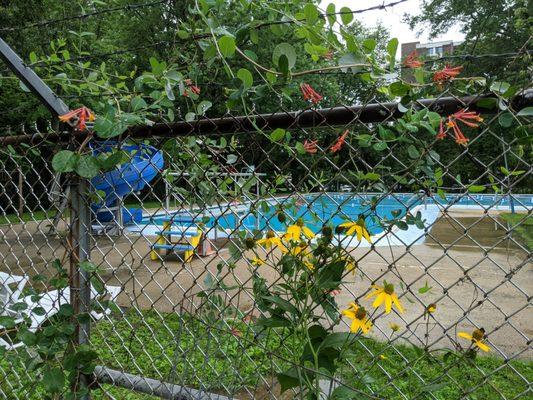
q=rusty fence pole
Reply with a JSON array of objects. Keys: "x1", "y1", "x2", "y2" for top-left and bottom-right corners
[{"x1": 69, "y1": 176, "x2": 92, "y2": 399}]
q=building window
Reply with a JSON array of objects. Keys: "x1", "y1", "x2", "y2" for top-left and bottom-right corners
[{"x1": 428, "y1": 46, "x2": 443, "y2": 57}]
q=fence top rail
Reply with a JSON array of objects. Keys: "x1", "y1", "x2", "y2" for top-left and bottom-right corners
[{"x1": 1, "y1": 90, "x2": 532, "y2": 146}]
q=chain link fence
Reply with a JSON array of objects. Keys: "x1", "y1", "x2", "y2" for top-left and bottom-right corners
[
  {"x1": 0, "y1": 8, "x2": 532, "y2": 392},
  {"x1": 0, "y1": 84, "x2": 531, "y2": 399}
]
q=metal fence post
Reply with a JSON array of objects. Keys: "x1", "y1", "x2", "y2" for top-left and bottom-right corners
[{"x1": 69, "y1": 177, "x2": 92, "y2": 399}]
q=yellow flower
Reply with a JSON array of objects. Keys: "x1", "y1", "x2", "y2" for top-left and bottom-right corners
[
  {"x1": 458, "y1": 328, "x2": 491, "y2": 352},
  {"x1": 257, "y1": 230, "x2": 287, "y2": 253},
  {"x1": 389, "y1": 322, "x2": 401, "y2": 332},
  {"x1": 365, "y1": 283, "x2": 404, "y2": 314},
  {"x1": 304, "y1": 260, "x2": 314, "y2": 270},
  {"x1": 379, "y1": 354, "x2": 387, "y2": 360},
  {"x1": 250, "y1": 257, "x2": 264, "y2": 267},
  {"x1": 283, "y1": 218, "x2": 315, "y2": 241},
  {"x1": 426, "y1": 303, "x2": 437, "y2": 314},
  {"x1": 337, "y1": 218, "x2": 371, "y2": 243},
  {"x1": 341, "y1": 302, "x2": 372, "y2": 334},
  {"x1": 288, "y1": 242, "x2": 309, "y2": 256},
  {"x1": 342, "y1": 254, "x2": 357, "y2": 275}
]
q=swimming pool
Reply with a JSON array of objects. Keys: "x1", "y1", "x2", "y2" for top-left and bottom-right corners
[{"x1": 141, "y1": 193, "x2": 532, "y2": 237}]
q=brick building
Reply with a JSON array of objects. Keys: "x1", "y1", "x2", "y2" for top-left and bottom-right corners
[
  {"x1": 401, "y1": 40, "x2": 460, "y2": 59},
  {"x1": 400, "y1": 40, "x2": 461, "y2": 82}
]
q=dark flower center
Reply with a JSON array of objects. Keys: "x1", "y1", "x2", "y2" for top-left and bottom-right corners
[
  {"x1": 355, "y1": 307, "x2": 367, "y2": 320},
  {"x1": 384, "y1": 284, "x2": 394, "y2": 295},
  {"x1": 472, "y1": 328, "x2": 485, "y2": 341}
]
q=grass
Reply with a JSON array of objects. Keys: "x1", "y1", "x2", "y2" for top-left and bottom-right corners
[
  {"x1": 0, "y1": 201, "x2": 166, "y2": 226},
  {"x1": 340, "y1": 338, "x2": 532, "y2": 399},
  {"x1": 1, "y1": 309, "x2": 531, "y2": 399},
  {"x1": 0, "y1": 209, "x2": 55, "y2": 225},
  {"x1": 499, "y1": 212, "x2": 533, "y2": 250}
]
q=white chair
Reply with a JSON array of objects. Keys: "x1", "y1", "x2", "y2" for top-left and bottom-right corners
[
  {"x1": 0, "y1": 272, "x2": 29, "y2": 317},
  {"x1": 0, "y1": 283, "x2": 121, "y2": 350}
]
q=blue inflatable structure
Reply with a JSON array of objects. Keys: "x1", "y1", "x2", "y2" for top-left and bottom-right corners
[{"x1": 91, "y1": 142, "x2": 164, "y2": 225}]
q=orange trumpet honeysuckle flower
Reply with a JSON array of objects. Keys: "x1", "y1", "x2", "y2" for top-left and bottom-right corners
[
  {"x1": 183, "y1": 79, "x2": 200, "y2": 96},
  {"x1": 300, "y1": 83, "x2": 323, "y2": 104},
  {"x1": 59, "y1": 106, "x2": 95, "y2": 131},
  {"x1": 436, "y1": 119, "x2": 447, "y2": 140},
  {"x1": 436, "y1": 109, "x2": 483, "y2": 146},
  {"x1": 403, "y1": 50, "x2": 423, "y2": 69},
  {"x1": 303, "y1": 139, "x2": 318, "y2": 154},
  {"x1": 451, "y1": 109, "x2": 484, "y2": 128},
  {"x1": 433, "y1": 65, "x2": 463, "y2": 83},
  {"x1": 330, "y1": 130, "x2": 349, "y2": 153},
  {"x1": 447, "y1": 118, "x2": 469, "y2": 146}
]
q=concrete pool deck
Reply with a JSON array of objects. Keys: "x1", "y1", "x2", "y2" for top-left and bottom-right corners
[{"x1": 0, "y1": 208, "x2": 530, "y2": 360}]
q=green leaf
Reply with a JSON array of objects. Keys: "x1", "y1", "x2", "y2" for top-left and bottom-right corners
[
  {"x1": 362, "y1": 38, "x2": 376, "y2": 53},
  {"x1": 52, "y1": 150, "x2": 77, "y2": 173},
  {"x1": 418, "y1": 281, "x2": 433, "y2": 294},
  {"x1": 340, "y1": 7, "x2": 353, "y2": 25},
  {"x1": 319, "y1": 332, "x2": 357, "y2": 350},
  {"x1": 277, "y1": 368, "x2": 300, "y2": 393},
  {"x1": 130, "y1": 96, "x2": 147, "y2": 111},
  {"x1": 468, "y1": 185, "x2": 486, "y2": 193},
  {"x1": 272, "y1": 43, "x2": 297, "y2": 69},
  {"x1": 304, "y1": 3, "x2": 319, "y2": 24},
  {"x1": 42, "y1": 366, "x2": 65, "y2": 393},
  {"x1": 93, "y1": 116, "x2": 115, "y2": 138},
  {"x1": 386, "y1": 38, "x2": 399, "y2": 70},
  {"x1": 490, "y1": 81, "x2": 510, "y2": 94},
  {"x1": 256, "y1": 315, "x2": 291, "y2": 328},
  {"x1": 373, "y1": 141, "x2": 388, "y2": 151},
  {"x1": 29, "y1": 51, "x2": 38, "y2": 64},
  {"x1": 79, "y1": 261, "x2": 98, "y2": 273},
  {"x1": 75, "y1": 155, "x2": 100, "y2": 178},
  {"x1": 389, "y1": 81, "x2": 410, "y2": 97},
  {"x1": 237, "y1": 68, "x2": 253, "y2": 89},
  {"x1": 476, "y1": 98, "x2": 497, "y2": 109},
  {"x1": 177, "y1": 30, "x2": 189, "y2": 39},
  {"x1": 414, "y1": 68, "x2": 425, "y2": 84},
  {"x1": 262, "y1": 295, "x2": 299, "y2": 315},
  {"x1": 407, "y1": 145, "x2": 420, "y2": 159},
  {"x1": 517, "y1": 107, "x2": 533, "y2": 116},
  {"x1": 295, "y1": 141, "x2": 306, "y2": 155},
  {"x1": 498, "y1": 112, "x2": 514, "y2": 127},
  {"x1": 326, "y1": 3, "x2": 336, "y2": 25},
  {"x1": 218, "y1": 36, "x2": 236, "y2": 57},
  {"x1": 363, "y1": 172, "x2": 380, "y2": 181},
  {"x1": 196, "y1": 100, "x2": 212, "y2": 115},
  {"x1": 331, "y1": 386, "x2": 359, "y2": 399},
  {"x1": 270, "y1": 128, "x2": 286, "y2": 142}
]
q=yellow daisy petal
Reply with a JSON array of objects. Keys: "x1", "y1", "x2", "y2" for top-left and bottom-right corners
[
  {"x1": 362, "y1": 228, "x2": 371, "y2": 243},
  {"x1": 475, "y1": 340, "x2": 491, "y2": 352},
  {"x1": 392, "y1": 294, "x2": 404, "y2": 313},
  {"x1": 302, "y1": 226, "x2": 315, "y2": 239},
  {"x1": 385, "y1": 294, "x2": 393, "y2": 314},
  {"x1": 346, "y1": 225, "x2": 357, "y2": 236},
  {"x1": 458, "y1": 332, "x2": 473, "y2": 341},
  {"x1": 339, "y1": 222, "x2": 354, "y2": 228},
  {"x1": 373, "y1": 292, "x2": 386, "y2": 309},
  {"x1": 355, "y1": 225, "x2": 363, "y2": 241},
  {"x1": 350, "y1": 319, "x2": 363, "y2": 333}
]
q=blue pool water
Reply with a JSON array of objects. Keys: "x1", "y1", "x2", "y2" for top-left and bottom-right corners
[{"x1": 142, "y1": 193, "x2": 532, "y2": 237}]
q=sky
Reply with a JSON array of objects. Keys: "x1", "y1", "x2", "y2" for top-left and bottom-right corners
[{"x1": 319, "y1": 0, "x2": 464, "y2": 45}]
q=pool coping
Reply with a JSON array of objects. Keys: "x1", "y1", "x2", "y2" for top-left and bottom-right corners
[{"x1": 128, "y1": 193, "x2": 531, "y2": 247}]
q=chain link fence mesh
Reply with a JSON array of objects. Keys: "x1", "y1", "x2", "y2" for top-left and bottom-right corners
[{"x1": 0, "y1": 60, "x2": 532, "y2": 400}]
